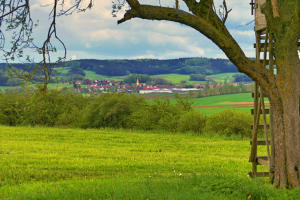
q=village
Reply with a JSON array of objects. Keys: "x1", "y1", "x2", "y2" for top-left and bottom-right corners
[{"x1": 68, "y1": 78, "x2": 252, "y2": 94}]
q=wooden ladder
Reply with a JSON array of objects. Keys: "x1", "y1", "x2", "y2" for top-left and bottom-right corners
[{"x1": 249, "y1": 29, "x2": 273, "y2": 178}]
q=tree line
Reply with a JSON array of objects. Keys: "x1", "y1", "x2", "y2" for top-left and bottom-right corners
[{"x1": 0, "y1": 90, "x2": 252, "y2": 137}]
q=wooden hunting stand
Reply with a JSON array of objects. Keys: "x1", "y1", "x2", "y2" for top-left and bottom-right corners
[{"x1": 248, "y1": 0, "x2": 275, "y2": 179}]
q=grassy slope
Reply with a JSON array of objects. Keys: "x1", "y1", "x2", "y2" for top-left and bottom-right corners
[
  {"x1": 206, "y1": 72, "x2": 241, "y2": 83},
  {"x1": 191, "y1": 93, "x2": 252, "y2": 114},
  {"x1": 0, "y1": 126, "x2": 299, "y2": 199},
  {"x1": 152, "y1": 73, "x2": 241, "y2": 85},
  {"x1": 152, "y1": 74, "x2": 202, "y2": 85},
  {"x1": 83, "y1": 70, "x2": 125, "y2": 81},
  {"x1": 53, "y1": 67, "x2": 126, "y2": 81},
  {"x1": 146, "y1": 93, "x2": 254, "y2": 114}
]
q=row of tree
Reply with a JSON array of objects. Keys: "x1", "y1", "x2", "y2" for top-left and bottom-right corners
[{"x1": 0, "y1": 90, "x2": 252, "y2": 137}]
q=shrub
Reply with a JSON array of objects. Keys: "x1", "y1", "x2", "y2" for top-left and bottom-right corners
[
  {"x1": 177, "y1": 111, "x2": 206, "y2": 134},
  {"x1": 129, "y1": 98, "x2": 186, "y2": 132},
  {"x1": 0, "y1": 92, "x2": 29, "y2": 126},
  {"x1": 21, "y1": 90, "x2": 87, "y2": 127},
  {"x1": 80, "y1": 93, "x2": 146, "y2": 129},
  {"x1": 206, "y1": 110, "x2": 252, "y2": 137}
]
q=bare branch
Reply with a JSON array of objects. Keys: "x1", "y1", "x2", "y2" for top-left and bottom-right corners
[{"x1": 220, "y1": 0, "x2": 232, "y2": 24}]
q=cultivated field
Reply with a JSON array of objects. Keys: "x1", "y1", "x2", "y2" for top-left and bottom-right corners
[
  {"x1": 0, "y1": 126, "x2": 299, "y2": 199},
  {"x1": 206, "y1": 72, "x2": 241, "y2": 83},
  {"x1": 191, "y1": 93, "x2": 256, "y2": 114}
]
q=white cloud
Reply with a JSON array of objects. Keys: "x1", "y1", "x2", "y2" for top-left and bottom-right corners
[{"x1": 27, "y1": 0, "x2": 254, "y2": 60}]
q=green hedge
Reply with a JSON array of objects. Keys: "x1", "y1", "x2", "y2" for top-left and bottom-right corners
[
  {"x1": 206, "y1": 110, "x2": 252, "y2": 137},
  {"x1": 0, "y1": 91, "x2": 252, "y2": 137}
]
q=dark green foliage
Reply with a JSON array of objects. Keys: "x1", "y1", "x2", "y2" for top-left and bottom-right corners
[
  {"x1": 189, "y1": 74, "x2": 206, "y2": 81},
  {"x1": 0, "y1": 57, "x2": 238, "y2": 81},
  {"x1": 0, "y1": 92, "x2": 29, "y2": 125},
  {"x1": 23, "y1": 91, "x2": 88, "y2": 127},
  {"x1": 129, "y1": 98, "x2": 193, "y2": 132},
  {"x1": 67, "y1": 67, "x2": 86, "y2": 77},
  {"x1": 0, "y1": 91, "x2": 253, "y2": 137},
  {"x1": 206, "y1": 110, "x2": 252, "y2": 137},
  {"x1": 80, "y1": 93, "x2": 146, "y2": 129},
  {"x1": 124, "y1": 74, "x2": 151, "y2": 84},
  {"x1": 178, "y1": 112, "x2": 206, "y2": 134}
]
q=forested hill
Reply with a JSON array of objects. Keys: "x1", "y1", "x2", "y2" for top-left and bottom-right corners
[
  {"x1": 0, "y1": 57, "x2": 238, "y2": 76},
  {"x1": 64, "y1": 58, "x2": 237, "y2": 76}
]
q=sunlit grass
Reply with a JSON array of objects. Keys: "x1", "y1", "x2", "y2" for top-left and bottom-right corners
[
  {"x1": 1, "y1": 126, "x2": 299, "y2": 199},
  {"x1": 153, "y1": 74, "x2": 206, "y2": 85},
  {"x1": 206, "y1": 72, "x2": 241, "y2": 83}
]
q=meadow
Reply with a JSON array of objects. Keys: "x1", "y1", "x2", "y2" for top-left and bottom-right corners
[
  {"x1": 148, "y1": 93, "x2": 257, "y2": 114},
  {"x1": 1, "y1": 126, "x2": 299, "y2": 199},
  {"x1": 206, "y1": 72, "x2": 241, "y2": 83},
  {"x1": 191, "y1": 93, "x2": 255, "y2": 114},
  {"x1": 53, "y1": 67, "x2": 126, "y2": 81}
]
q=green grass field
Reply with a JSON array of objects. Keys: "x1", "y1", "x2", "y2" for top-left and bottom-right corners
[
  {"x1": 146, "y1": 93, "x2": 255, "y2": 114},
  {"x1": 0, "y1": 86, "x2": 7, "y2": 92},
  {"x1": 53, "y1": 67, "x2": 71, "y2": 74},
  {"x1": 206, "y1": 72, "x2": 241, "y2": 83},
  {"x1": 153, "y1": 74, "x2": 206, "y2": 85},
  {"x1": 191, "y1": 93, "x2": 254, "y2": 114},
  {"x1": 1, "y1": 126, "x2": 299, "y2": 199},
  {"x1": 83, "y1": 70, "x2": 125, "y2": 81}
]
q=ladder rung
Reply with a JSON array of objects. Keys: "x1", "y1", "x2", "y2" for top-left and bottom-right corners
[
  {"x1": 254, "y1": 42, "x2": 300, "y2": 48},
  {"x1": 256, "y1": 156, "x2": 269, "y2": 166},
  {"x1": 254, "y1": 42, "x2": 300, "y2": 51},
  {"x1": 250, "y1": 140, "x2": 270, "y2": 145},
  {"x1": 248, "y1": 172, "x2": 269, "y2": 178},
  {"x1": 251, "y1": 124, "x2": 270, "y2": 129},
  {"x1": 251, "y1": 108, "x2": 270, "y2": 115}
]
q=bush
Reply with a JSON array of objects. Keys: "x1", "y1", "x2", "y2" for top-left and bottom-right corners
[
  {"x1": 206, "y1": 110, "x2": 252, "y2": 137},
  {"x1": 129, "y1": 98, "x2": 189, "y2": 132},
  {"x1": 22, "y1": 90, "x2": 87, "y2": 127},
  {"x1": 178, "y1": 111, "x2": 206, "y2": 134},
  {"x1": 80, "y1": 93, "x2": 146, "y2": 129},
  {"x1": 0, "y1": 92, "x2": 29, "y2": 126}
]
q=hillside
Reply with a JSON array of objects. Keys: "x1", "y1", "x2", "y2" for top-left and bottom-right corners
[
  {"x1": 61, "y1": 57, "x2": 238, "y2": 76},
  {"x1": 0, "y1": 57, "x2": 239, "y2": 86}
]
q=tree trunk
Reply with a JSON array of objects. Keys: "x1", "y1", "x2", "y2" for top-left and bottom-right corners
[
  {"x1": 270, "y1": 92, "x2": 300, "y2": 188},
  {"x1": 268, "y1": 51, "x2": 300, "y2": 188}
]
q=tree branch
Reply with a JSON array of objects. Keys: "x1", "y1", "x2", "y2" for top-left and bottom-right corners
[{"x1": 120, "y1": 2, "x2": 274, "y2": 93}]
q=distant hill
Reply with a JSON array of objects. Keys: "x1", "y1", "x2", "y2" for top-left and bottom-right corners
[
  {"x1": 0, "y1": 57, "x2": 238, "y2": 76},
  {"x1": 62, "y1": 58, "x2": 238, "y2": 76},
  {"x1": 0, "y1": 57, "x2": 240, "y2": 86}
]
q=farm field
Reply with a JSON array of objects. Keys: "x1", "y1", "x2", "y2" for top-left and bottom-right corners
[
  {"x1": 147, "y1": 93, "x2": 262, "y2": 114},
  {"x1": 83, "y1": 70, "x2": 125, "y2": 81},
  {"x1": 0, "y1": 126, "x2": 298, "y2": 199},
  {"x1": 191, "y1": 93, "x2": 257, "y2": 114},
  {"x1": 153, "y1": 74, "x2": 205, "y2": 85},
  {"x1": 53, "y1": 67, "x2": 126, "y2": 81},
  {"x1": 206, "y1": 72, "x2": 241, "y2": 83}
]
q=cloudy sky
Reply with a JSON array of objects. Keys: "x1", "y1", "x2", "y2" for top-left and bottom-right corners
[{"x1": 27, "y1": 0, "x2": 255, "y2": 61}]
